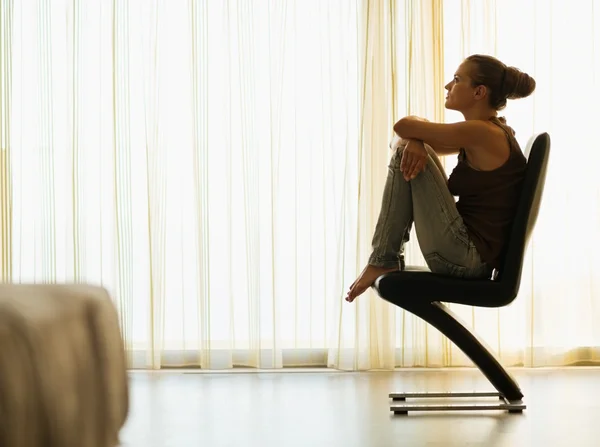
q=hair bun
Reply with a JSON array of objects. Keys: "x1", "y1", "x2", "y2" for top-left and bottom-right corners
[{"x1": 504, "y1": 66, "x2": 536, "y2": 99}]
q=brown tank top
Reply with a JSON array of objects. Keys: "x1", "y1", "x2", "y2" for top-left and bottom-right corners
[{"x1": 446, "y1": 117, "x2": 527, "y2": 269}]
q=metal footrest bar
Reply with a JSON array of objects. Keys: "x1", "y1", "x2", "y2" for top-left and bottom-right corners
[
  {"x1": 390, "y1": 391, "x2": 503, "y2": 401},
  {"x1": 389, "y1": 391, "x2": 526, "y2": 415}
]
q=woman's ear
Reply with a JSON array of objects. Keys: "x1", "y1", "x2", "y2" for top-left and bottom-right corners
[{"x1": 474, "y1": 84, "x2": 488, "y2": 100}]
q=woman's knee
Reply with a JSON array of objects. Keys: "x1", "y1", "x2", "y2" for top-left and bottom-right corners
[
  {"x1": 423, "y1": 143, "x2": 436, "y2": 158},
  {"x1": 389, "y1": 146, "x2": 404, "y2": 169},
  {"x1": 423, "y1": 145, "x2": 447, "y2": 179},
  {"x1": 390, "y1": 142, "x2": 446, "y2": 179},
  {"x1": 424, "y1": 143, "x2": 442, "y2": 164}
]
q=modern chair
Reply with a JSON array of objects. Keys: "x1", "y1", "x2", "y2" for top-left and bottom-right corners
[{"x1": 373, "y1": 132, "x2": 551, "y2": 415}]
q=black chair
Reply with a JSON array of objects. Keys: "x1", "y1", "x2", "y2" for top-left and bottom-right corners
[{"x1": 373, "y1": 132, "x2": 551, "y2": 414}]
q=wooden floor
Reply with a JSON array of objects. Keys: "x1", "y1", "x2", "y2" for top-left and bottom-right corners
[{"x1": 119, "y1": 368, "x2": 600, "y2": 447}]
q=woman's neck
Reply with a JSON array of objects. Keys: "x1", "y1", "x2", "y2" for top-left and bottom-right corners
[{"x1": 461, "y1": 108, "x2": 497, "y2": 121}]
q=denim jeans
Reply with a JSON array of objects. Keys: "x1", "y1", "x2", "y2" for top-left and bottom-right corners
[{"x1": 368, "y1": 143, "x2": 493, "y2": 279}]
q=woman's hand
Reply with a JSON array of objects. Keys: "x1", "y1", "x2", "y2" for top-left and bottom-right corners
[{"x1": 400, "y1": 139, "x2": 428, "y2": 181}]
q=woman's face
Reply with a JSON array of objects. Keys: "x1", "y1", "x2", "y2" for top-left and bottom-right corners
[{"x1": 444, "y1": 62, "x2": 477, "y2": 111}]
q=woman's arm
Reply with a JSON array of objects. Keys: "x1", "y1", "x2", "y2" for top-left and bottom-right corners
[
  {"x1": 393, "y1": 117, "x2": 497, "y2": 151},
  {"x1": 394, "y1": 116, "x2": 460, "y2": 156}
]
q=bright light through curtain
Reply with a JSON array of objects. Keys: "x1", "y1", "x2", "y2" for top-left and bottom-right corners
[
  {"x1": 2, "y1": 0, "x2": 600, "y2": 370},
  {"x1": 0, "y1": 0, "x2": 12, "y2": 284},
  {"x1": 6, "y1": 0, "x2": 362, "y2": 369},
  {"x1": 390, "y1": 0, "x2": 451, "y2": 367}
]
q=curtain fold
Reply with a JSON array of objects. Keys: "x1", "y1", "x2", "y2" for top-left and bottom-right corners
[
  {"x1": 393, "y1": 0, "x2": 451, "y2": 367},
  {"x1": 0, "y1": 0, "x2": 13, "y2": 282},
  {"x1": 326, "y1": 0, "x2": 398, "y2": 371},
  {"x1": 2, "y1": 0, "x2": 600, "y2": 370},
  {"x1": 8, "y1": 0, "x2": 363, "y2": 369}
]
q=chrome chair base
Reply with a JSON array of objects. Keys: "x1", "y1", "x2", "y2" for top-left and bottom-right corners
[{"x1": 389, "y1": 391, "x2": 526, "y2": 415}]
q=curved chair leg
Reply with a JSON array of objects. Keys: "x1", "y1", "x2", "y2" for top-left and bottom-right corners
[{"x1": 404, "y1": 301, "x2": 523, "y2": 401}]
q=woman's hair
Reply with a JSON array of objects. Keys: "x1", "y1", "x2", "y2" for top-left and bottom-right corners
[{"x1": 466, "y1": 54, "x2": 536, "y2": 110}]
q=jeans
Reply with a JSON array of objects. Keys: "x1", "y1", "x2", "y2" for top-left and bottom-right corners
[{"x1": 368, "y1": 143, "x2": 493, "y2": 279}]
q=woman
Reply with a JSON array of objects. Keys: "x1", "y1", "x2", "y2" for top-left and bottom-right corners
[{"x1": 346, "y1": 54, "x2": 536, "y2": 302}]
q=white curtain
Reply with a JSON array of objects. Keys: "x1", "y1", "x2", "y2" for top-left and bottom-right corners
[
  {"x1": 6, "y1": 0, "x2": 362, "y2": 369},
  {"x1": 2, "y1": 0, "x2": 600, "y2": 370},
  {"x1": 0, "y1": 0, "x2": 12, "y2": 283}
]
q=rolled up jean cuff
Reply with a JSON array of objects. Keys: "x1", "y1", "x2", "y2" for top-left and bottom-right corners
[{"x1": 367, "y1": 253, "x2": 405, "y2": 270}]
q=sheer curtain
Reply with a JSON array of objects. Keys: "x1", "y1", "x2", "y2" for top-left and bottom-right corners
[
  {"x1": 6, "y1": 0, "x2": 362, "y2": 369},
  {"x1": 0, "y1": 0, "x2": 12, "y2": 283},
  {"x1": 2, "y1": 0, "x2": 600, "y2": 370}
]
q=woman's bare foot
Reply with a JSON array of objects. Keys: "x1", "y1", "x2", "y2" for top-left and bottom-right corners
[{"x1": 346, "y1": 265, "x2": 399, "y2": 303}]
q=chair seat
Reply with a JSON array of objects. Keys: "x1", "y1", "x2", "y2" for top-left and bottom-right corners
[{"x1": 374, "y1": 266, "x2": 513, "y2": 308}]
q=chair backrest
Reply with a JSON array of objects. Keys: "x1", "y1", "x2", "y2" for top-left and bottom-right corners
[{"x1": 495, "y1": 133, "x2": 551, "y2": 302}]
